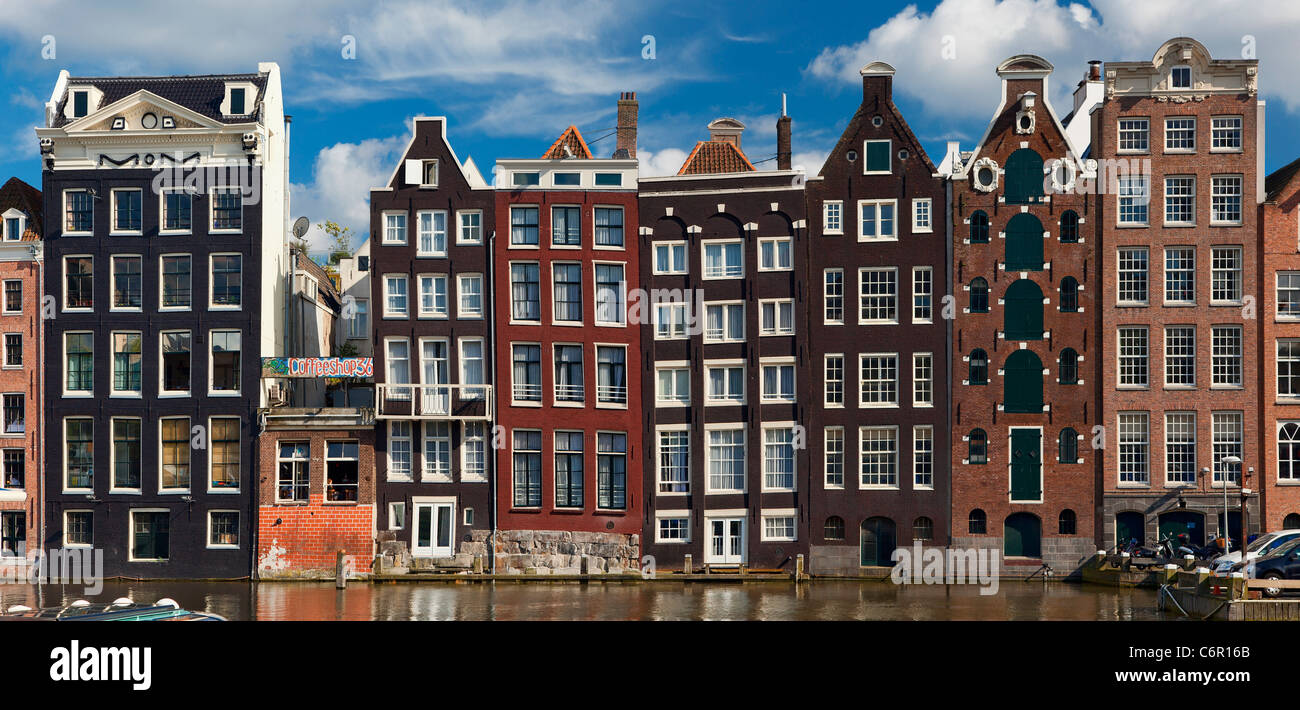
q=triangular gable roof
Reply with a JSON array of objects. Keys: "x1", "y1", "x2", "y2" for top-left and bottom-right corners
[
  {"x1": 542, "y1": 125, "x2": 593, "y2": 160},
  {"x1": 816, "y1": 70, "x2": 938, "y2": 178},
  {"x1": 678, "y1": 140, "x2": 756, "y2": 175},
  {"x1": 1267, "y1": 156, "x2": 1300, "y2": 203},
  {"x1": 378, "y1": 116, "x2": 489, "y2": 192},
  {"x1": 62, "y1": 89, "x2": 226, "y2": 132},
  {"x1": 0, "y1": 177, "x2": 42, "y2": 240},
  {"x1": 962, "y1": 55, "x2": 1086, "y2": 175}
]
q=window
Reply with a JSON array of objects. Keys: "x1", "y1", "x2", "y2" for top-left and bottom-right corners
[
  {"x1": 859, "y1": 354, "x2": 898, "y2": 407},
  {"x1": 594, "y1": 207, "x2": 624, "y2": 247},
  {"x1": 1117, "y1": 175, "x2": 1149, "y2": 225},
  {"x1": 968, "y1": 509, "x2": 987, "y2": 534},
  {"x1": 64, "y1": 256, "x2": 93, "y2": 310},
  {"x1": 759, "y1": 299, "x2": 795, "y2": 336},
  {"x1": 208, "y1": 511, "x2": 239, "y2": 548},
  {"x1": 706, "y1": 427, "x2": 745, "y2": 493},
  {"x1": 210, "y1": 330, "x2": 241, "y2": 393},
  {"x1": 1164, "y1": 326, "x2": 1196, "y2": 387},
  {"x1": 1118, "y1": 412, "x2": 1149, "y2": 485},
  {"x1": 760, "y1": 428, "x2": 795, "y2": 492},
  {"x1": 1278, "y1": 340, "x2": 1300, "y2": 398},
  {"x1": 1279, "y1": 422, "x2": 1300, "y2": 481},
  {"x1": 969, "y1": 211, "x2": 989, "y2": 243},
  {"x1": 967, "y1": 429, "x2": 988, "y2": 464},
  {"x1": 657, "y1": 516, "x2": 690, "y2": 543},
  {"x1": 161, "y1": 255, "x2": 192, "y2": 309},
  {"x1": 914, "y1": 426, "x2": 933, "y2": 488},
  {"x1": 1118, "y1": 326, "x2": 1149, "y2": 388},
  {"x1": 706, "y1": 364, "x2": 745, "y2": 405},
  {"x1": 1165, "y1": 247, "x2": 1195, "y2": 304},
  {"x1": 657, "y1": 429, "x2": 689, "y2": 494},
  {"x1": 162, "y1": 190, "x2": 192, "y2": 232},
  {"x1": 1118, "y1": 118, "x2": 1149, "y2": 152},
  {"x1": 384, "y1": 275, "x2": 409, "y2": 318},
  {"x1": 1060, "y1": 211, "x2": 1079, "y2": 243},
  {"x1": 702, "y1": 241, "x2": 743, "y2": 278},
  {"x1": 1278, "y1": 272, "x2": 1300, "y2": 319},
  {"x1": 551, "y1": 263, "x2": 582, "y2": 323},
  {"x1": 594, "y1": 173, "x2": 622, "y2": 187},
  {"x1": 421, "y1": 423, "x2": 450, "y2": 484},
  {"x1": 553, "y1": 431, "x2": 584, "y2": 508},
  {"x1": 1165, "y1": 412, "x2": 1197, "y2": 485},
  {"x1": 1059, "y1": 277, "x2": 1079, "y2": 313},
  {"x1": 112, "y1": 332, "x2": 142, "y2": 395},
  {"x1": 1117, "y1": 247, "x2": 1149, "y2": 305},
  {"x1": 3, "y1": 280, "x2": 20, "y2": 314},
  {"x1": 824, "y1": 201, "x2": 843, "y2": 234},
  {"x1": 130, "y1": 511, "x2": 169, "y2": 562},
  {"x1": 554, "y1": 344, "x2": 584, "y2": 403},
  {"x1": 550, "y1": 206, "x2": 580, "y2": 246},
  {"x1": 824, "y1": 427, "x2": 845, "y2": 488},
  {"x1": 656, "y1": 366, "x2": 689, "y2": 406},
  {"x1": 1164, "y1": 176, "x2": 1195, "y2": 225},
  {"x1": 64, "y1": 418, "x2": 93, "y2": 490},
  {"x1": 64, "y1": 332, "x2": 93, "y2": 394},
  {"x1": 0, "y1": 450, "x2": 21, "y2": 489},
  {"x1": 598, "y1": 433, "x2": 628, "y2": 509},
  {"x1": 824, "y1": 516, "x2": 845, "y2": 540},
  {"x1": 913, "y1": 516, "x2": 934, "y2": 541},
  {"x1": 2, "y1": 216, "x2": 18, "y2": 242},
  {"x1": 457, "y1": 210, "x2": 483, "y2": 244},
  {"x1": 553, "y1": 172, "x2": 580, "y2": 187},
  {"x1": 417, "y1": 274, "x2": 448, "y2": 319},
  {"x1": 760, "y1": 361, "x2": 795, "y2": 402},
  {"x1": 210, "y1": 188, "x2": 242, "y2": 231},
  {"x1": 229, "y1": 87, "x2": 247, "y2": 114},
  {"x1": 824, "y1": 269, "x2": 844, "y2": 323},
  {"x1": 913, "y1": 267, "x2": 932, "y2": 322},
  {"x1": 419, "y1": 159, "x2": 438, "y2": 186},
  {"x1": 64, "y1": 190, "x2": 92, "y2": 234},
  {"x1": 160, "y1": 418, "x2": 190, "y2": 491},
  {"x1": 383, "y1": 212, "x2": 407, "y2": 245},
  {"x1": 704, "y1": 303, "x2": 744, "y2": 342},
  {"x1": 461, "y1": 422, "x2": 487, "y2": 482},
  {"x1": 1171, "y1": 65, "x2": 1191, "y2": 89},
  {"x1": 111, "y1": 188, "x2": 142, "y2": 233},
  {"x1": 1212, "y1": 325, "x2": 1242, "y2": 387},
  {"x1": 913, "y1": 353, "x2": 933, "y2": 406},
  {"x1": 1212, "y1": 116, "x2": 1243, "y2": 151},
  {"x1": 384, "y1": 338, "x2": 412, "y2": 402},
  {"x1": 72, "y1": 90, "x2": 88, "y2": 118},
  {"x1": 762, "y1": 514, "x2": 797, "y2": 542},
  {"x1": 209, "y1": 417, "x2": 240, "y2": 490},
  {"x1": 858, "y1": 267, "x2": 897, "y2": 323},
  {"x1": 595, "y1": 264, "x2": 625, "y2": 325},
  {"x1": 1212, "y1": 412, "x2": 1244, "y2": 485},
  {"x1": 758, "y1": 237, "x2": 793, "y2": 271},
  {"x1": 1211, "y1": 247, "x2": 1243, "y2": 303},
  {"x1": 1211, "y1": 176, "x2": 1243, "y2": 225},
  {"x1": 510, "y1": 263, "x2": 540, "y2": 321},
  {"x1": 347, "y1": 298, "x2": 370, "y2": 338},
  {"x1": 968, "y1": 349, "x2": 988, "y2": 385},
  {"x1": 210, "y1": 254, "x2": 242, "y2": 308},
  {"x1": 653, "y1": 242, "x2": 687, "y2": 274},
  {"x1": 1058, "y1": 510, "x2": 1077, "y2": 536},
  {"x1": 4, "y1": 333, "x2": 20, "y2": 367},
  {"x1": 1165, "y1": 117, "x2": 1196, "y2": 151},
  {"x1": 111, "y1": 418, "x2": 142, "y2": 490},
  {"x1": 864, "y1": 139, "x2": 891, "y2": 173},
  {"x1": 858, "y1": 199, "x2": 897, "y2": 240},
  {"x1": 596, "y1": 346, "x2": 627, "y2": 405},
  {"x1": 459, "y1": 338, "x2": 486, "y2": 400},
  {"x1": 1058, "y1": 428, "x2": 1078, "y2": 464},
  {"x1": 912, "y1": 198, "x2": 932, "y2": 233},
  {"x1": 512, "y1": 344, "x2": 542, "y2": 403},
  {"x1": 654, "y1": 302, "x2": 688, "y2": 340},
  {"x1": 969, "y1": 277, "x2": 989, "y2": 313},
  {"x1": 322, "y1": 440, "x2": 359, "y2": 502},
  {"x1": 108, "y1": 255, "x2": 143, "y2": 310},
  {"x1": 512, "y1": 172, "x2": 540, "y2": 187},
  {"x1": 511, "y1": 206, "x2": 539, "y2": 246},
  {"x1": 417, "y1": 210, "x2": 448, "y2": 257},
  {"x1": 860, "y1": 426, "x2": 898, "y2": 488},
  {"x1": 824, "y1": 355, "x2": 844, "y2": 406},
  {"x1": 1059, "y1": 348, "x2": 1079, "y2": 385},
  {"x1": 388, "y1": 421, "x2": 413, "y2": 482},
  {"x1": 2, "y1": 394, "x2": 21, "y2": 435}
]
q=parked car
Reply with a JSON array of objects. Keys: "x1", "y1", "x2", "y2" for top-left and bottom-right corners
[
  {"x1": 1212, "y1": 529, "x2": 1300, "y2": 574},
  {"x1": 1232, "y1": 538, "x2": 1300, "y2": 598}
]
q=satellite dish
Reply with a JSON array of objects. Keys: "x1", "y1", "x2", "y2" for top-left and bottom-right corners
[{"x1": 292, "y1": 216, "x2": 310, "y2": 238}]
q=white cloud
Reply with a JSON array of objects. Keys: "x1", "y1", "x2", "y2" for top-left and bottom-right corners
[{"x1": 637, "y1": 147, "x2": 689, "y2": 177}]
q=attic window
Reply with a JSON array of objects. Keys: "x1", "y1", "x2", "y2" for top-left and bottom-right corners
[
  {"x1": 512, "y1": 172, "x2": 540, "y2": 187},
  {"x1": 553, "y1": 172, "x2": 581, "y2": 186},
  {"x1": 1171, "y1": 66, "x2": 1191, "y2": 90},
  {"x1": 2, "y1": 212, "x2": 24, "y2": 242},
  {"x1": 230, "y1": 88, "x2": 246, "y2": 115},
  {"x1": 594, "y1": 173, "x2": 622, "y2": 187},
  {"x1": 421, "y1": 160, "x2": 438, "y2": 187},
  {"x1": 72, "y1": 91, "x2": 88, "y2": 118}
]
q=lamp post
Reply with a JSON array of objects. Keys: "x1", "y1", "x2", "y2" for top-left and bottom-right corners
[{"x1": 1221, "y1": 455, "x2": 1243, "y2": 553}]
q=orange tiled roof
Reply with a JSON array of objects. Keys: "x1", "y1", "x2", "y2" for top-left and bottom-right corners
[
  {"x1": 677, "y1": 140, "x2": 756, "y2": 175},
  {"x1": 542, "y1": 125, "x2": 593, "y2": 160}
]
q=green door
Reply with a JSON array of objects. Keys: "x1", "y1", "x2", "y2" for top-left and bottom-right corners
[
  {"x1": 1004, "y1": 513, "x2": 1042, "y2": 558},
  {"x1": 1003, "y1": 279, "x2": 1043, "y2": 339},
  {"x1": 1003, "y1": 350, "x2": 1043, "y2": 413},
  {"x1": 1115, "y1": 512, "x2": 1145, "y2": 547},
  {"x1": 1009, "y1": 428, "x2": 1041, "y2": 501},
  {"x1": 1004, "y1": 148, "x2": 1044, "y2": 205},
  {"x1": 1004, "y1": 213, "x2": 1044, "y2": 270},
  {"x1": 1158, "y1": 511, "x2": 1204, "y2": 546},
  {"x1": 860, "y1": 517, "x2": 897, "y2": 567}
]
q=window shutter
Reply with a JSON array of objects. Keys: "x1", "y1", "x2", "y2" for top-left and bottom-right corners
[
  {"x1": 866, "y1": 141, "x2": 890, "y2": 172},
  {"x1": 404, "y1": 159, "x2": 422, "y2": 185}
]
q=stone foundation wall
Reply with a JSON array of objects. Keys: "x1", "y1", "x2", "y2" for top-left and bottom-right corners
[{"x1": 493, "y1": 529, "x2": 639, "y2": 574}]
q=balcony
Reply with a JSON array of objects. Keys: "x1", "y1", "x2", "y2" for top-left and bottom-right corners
[
  {"x1": 554, "y1": 383, "x2": 585, "y2": 403},
  {"x1": 597, "y1": 384, "x2": 628, "y2": 405},
  {"x1": 376, "y1": 383, "x2": 493, "y2": 420}
]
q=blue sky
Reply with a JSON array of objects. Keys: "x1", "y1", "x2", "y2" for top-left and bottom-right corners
[{"x1": 2, "y1": 0, "x2": 1299, "y2": 252}]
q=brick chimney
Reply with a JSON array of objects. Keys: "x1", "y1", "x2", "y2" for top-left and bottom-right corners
[
  {"x1": 615, "y1": 92, "x2": 638, "y2": 158},
  {"x1": 860, "y1": 61, "x2": 895, "y2": 105},
  {"x1": 776, "y1": 93, "x2": 792, "y2": 170}
]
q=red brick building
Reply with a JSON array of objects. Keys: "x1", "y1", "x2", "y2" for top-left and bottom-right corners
[
  {"x1": 0, "y1": 177, "x2": 42, "y2": 561},
  {"x1": 948, "y1": 55, "x2": 1097, "y2": 574},
  {"x1": 493, "y1": 109, "x2": 642, "y2": 573},
  {"x1": 1095, "y1": 38, "x2": 1263, "y2": 549},
  {"x1": 1260, "y1": 158, "x2": 1300, "y2": 532}
]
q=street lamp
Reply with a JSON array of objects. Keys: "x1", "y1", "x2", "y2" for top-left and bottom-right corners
[{"x1": 1221, "y1": 455, "x2": 1243, "y2": 553}]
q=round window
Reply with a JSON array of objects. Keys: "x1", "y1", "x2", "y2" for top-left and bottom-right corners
[
  {"x1": 846, "y1": 150, "x2": 858, "y2": 162},
  {"x1": 977, "y1": 167, "x2": 995, "y2": 186},
  {"x1": 871, "y1": 116, "x2": 884, "y2": 127},
  {"x1": 898, "y1": 149, "x2": 909, "y2": 160},
  {"x1": 141, "y1": 112, "x2": 158, "y2": 129},
  {"x1": 1019, "y1": 115, "x2": 1033, "y2": 131}
]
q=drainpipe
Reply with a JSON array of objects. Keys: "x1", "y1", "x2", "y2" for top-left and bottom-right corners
[
  {"x1": 33, "y1": 244, "x2": 43, "y2": 576},
  {"x1": 944, "y1": 178, "x2": 954, "y2": 551},
  {"x1": 487, "y1": 226, "x2": 497, "y2": 575}
]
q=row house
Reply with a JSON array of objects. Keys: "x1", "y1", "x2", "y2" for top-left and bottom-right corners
[
  {"x1": 639, "y1": 111, "x2": 807, "y2": 572},
  {"x1": 1260, "y1": 159, "x2": 1300, "y2": 532},
  {"x1": 370, "y1": 117, "x2": 495, "y2": 566},
  {"x1": 1096, "y1": 38, "x2": 1263, "y2": 549},
  {"x1": 37, "y1": 66, "x2": 287, "y2": 578},
  {"x1": 493, "y1": 102, "x2": 642, "y2": 573},
  {"x1": 947, "y1": 55, "x2": 1099, "y2": 574},
  {"x1": 0, "y1": 177, "x2": 43, "y2": 560},
  {"x1": 804, "y1": 62, "x2": 950, "y2": 574}
]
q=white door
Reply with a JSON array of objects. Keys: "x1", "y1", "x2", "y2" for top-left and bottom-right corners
[
  {"x1": 412, "y1": 501, "x2": 455, "y2": 557},
  {"x1": 706, "y1": 517, "x2": 745, "y2": 565}
]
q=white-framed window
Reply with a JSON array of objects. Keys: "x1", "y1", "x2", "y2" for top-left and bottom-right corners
[
  {"x1": 858, "y1": 199, "x2": 897, "y2": 241},
  {"x1": 913, "y1": 425, "x2": 934, "y2": 489},
  {"x1": 63, "y1": 331, "x2": 93, "y2": 396},
  {"x1": 1, "y1": 211, "x2": 23, "y2": 242},
  {"x1": 1117, "y1": 247, "x2": 1149, "y2": 305},
  {"x1": 1165, "y1": 412, "x2": 1197, "y2": 485},
  {"x1": 209, "y1": 253, "x2": 242, "y2": 310},
  {"x1": 823, "y1": 201, "x2": 843, "y2": 235},
  {"x1": 456, "y1": 210, "x2": 483, "y2": 244},
  {"x1": 383, "y1": 274, "x2": 409, "y2": 318},
  {"x1": 111, "y1": 254, "x2": 143, "y2": 311},
  {"x1": 859, "y1": 426, "x2": 898, "y2": 488},
  {"x1": 1211, "y1": 116, "x2": 1243, "y2": 152},
  {"x1": 110, "y1": 188, "x2": 143, "y2": 234},
  {"x1": 593, "y1": 262, "x2": 625, "y2": 325},
  {"x1": 160, "y1": 188, "x2": 192, "y2": 234},
  {"x1": 859, "y1": 353, "x2": 898, "y2": 407},
  {"x1": 208, "y1": 330, "x2": 241, "y2": 395},
  {"x1": 705, "y1": 425, "x2": 746, "y2": 494},
  {"x1": 382, "y1": 211, "x2": 408, "y2": 245},
  {"x1": 459, "y1": 337, "x2": 486, "y2": 400},
  {"x1": 863, "y1": 138, "x2": 892, "y2": 174},
  {"x1": 759, "y1": 299, "x2": 795, "y2": 336},
  {"x1": 1211, "y1": 246, "x2": 1243, "y2": 303},
  {"x1": 1164, "y1": 247, "x2": 1195, "y2": 304},
  {"x1": 509, "y1": 262, "x2": 541, "y2": 322},
  {"x1": 656, "y1": 426, "x2": 690, "y2": 495},
  {"x1": 653, "y1": 241, "x2": 687, "y2": 274},
  {"x1": 1278, "y1": 339, "x2": 1300, "y2": 398},
  {"x1": 419, "y1": 159, "x2": 439, "y2": 187},
  {"x1": 702, "y1": 240, "x2": 743, "y2": 279},
  {"x1": 510, "y1": 343, "x2": 542, "y2": 404},
  {"x1": 512, "y1": 429, "x2": 543, "y2": 507},
  {"x1": 1163, "y1": 325, "x2": 1196, "y2": 388},
  {"x1": 762, "y1": 426, "x2": 796, "y2": 492},
  {"x1": 2, "y1": 332, "x2": 20, "y2": 369},
  {"x1": 457, "y1": 274, "x2": 483, "y2": 319},
  {"x1": 1279, "y1": 422, "x2": 1300, "y2": 481},
  {"x1": 594, "y1": 206, "x2": 625, "y2": 248},
  {"x1": 655, "y1": 365, "x2": 690, "y2": 406},
  {"x1": 912, "y1": 266, "x2": 932, "y2": 323},
  {"x1": 1278, "y1": 272, "x2": 1300, "y2": 320},
  {"x1": 824, "y1": 268, "x2": 844, "y2": 324},
  {"x1": 705, "y1": 362, "x2": 744, "y2": 405},
  {"x1": 209, "y1": 187, "x2": 243, "y2": 233},
  {"x1": 510, "y1": 206, "x2": 540, "y2": 246},
  {"x1": 416, "y1": 210, "x2": 448, "y2": 257},
  {"x1": 388, "y1": 503, "x2": 406, "y2": 530},
  {"x1": 159, "y1": 417, "x2": 191, "y2": 492},
  {"x1": 551, "y1": 262, "x2": 583, "y2": 324},
  {"x1": 346, "y1": 298, "x2": 369, "y2": 339},
  {"x1": 824, "y1": 427, "x2": 844, "y2": 489},
  {"x1": 913, "y1": 352, "x2": 933, "y2": 406},
  {"x1": 1118, "y1": 118, "x2": 1150, "y2": 153},
  {"x1": 1211, "y1": 325, "x2": 1242, "y2": 388},
  {"x1": 758, "y1": 237, "x2": 793, "y2": 271},
  {"x1": 1170, "y1": 65, "x2": 1192, "y2": 89},
  {"x1": 1117, "y1": 174, "x2": 1149, "y2": 225},
  {"x1": 596, "y1": 345, "x2": 628, "y2": 406},
  {"x1": 207, "y1": 416, "x2": 240, "y2": 492},
  {"x1": 824, "y1": 354, "x2": 844, "y2": 407},
  {"x1": 63, "y1": 255, "x2": 93, "y2": 311},
  {"x1": 160, "y1": 254, "x2": 192, "y2": 310},
  {"x1": 1118, "y1": 412, "x2": 1149, "y2": 485},
  {"x1": 325, "y1": 440, "x2": 361, "y2": 502},
  {"x1": 1210, "y1": 175, "x2": 1243, "y2": 225},
  {"x1": 704, "y1": 302, "x2": 744, "y2": 342},
  {"x1": 274, "y1": 440, "x2": 308, "y2": 502},
  {"x1": 63, "y1": 417, "x2": 93, "y2": 491},
  {"x1": 760, "y1": 359, "x2": 795, "y2": 402},
  {"x1": 858, "y1": 267, "x2": 898, "y2": 323},
  {"x1": 64, "y1": 510, "x2": 93, "y2": 547},
  {"x1": 1212, "y1": 411, "x2": 1244, "y2": 485},
  {"x1": 422, "y1": 422, "x2": 452, "y2": 483},
  {"x1": 417, "y1": 274, "x2": 449, "y2": 319},
  {"x1": 1164, "y1": 116, "x2": 1196, "y2": 152},
  {"x1": 384, "y1": 335, "x2": 412, "y2": 395},
  {"x1": 127, "y1": 509, "x2": 171, "y2": 562},
  {"x1": 1, "y1": 279, "x2": 20, "y2": 315},
  {"x1": 388, "y1": 420, "x2": 413, "y2": 482},
  {"x1": 461, "y1": 421, "x2": 488, "y2": 482},
  {"x1": 63, "y1": 189, "x2": 93, "y2": 235},
  {"x1": 551, "y1": 205, "x2": 581, "y2": 247},
  {"x1": 1118, "y1": 326, "x2": 1149, "y2": 388},
  {"x1": 109, "y1": 416, "x2": 143, "y2": 492},
  {"x1": 1164, "y1": 176, "x2": 1195, "y2": 225},
  {"x1": 760, "y1": 512, "x2": 797, "y2": 542},
  {"x1": 911, "y1": 198, "x2": 932, "y2": 233},
  {"x1": 654, "y1": 302, "x2": 688, "y2": 340},
  {"x1": 656, "y1": 514, "x2": 690, "y2": 543},
  {"x1": 111, "y1": 331, "x2": 142, "y2": 396}
]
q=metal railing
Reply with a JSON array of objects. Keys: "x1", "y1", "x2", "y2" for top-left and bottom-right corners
[{"x1": 375, "y1": 383, "x2": 493, "y2": 420}]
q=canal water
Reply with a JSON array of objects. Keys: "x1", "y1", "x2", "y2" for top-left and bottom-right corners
[{"x1": 0, "y1": 580, "x2": 1168, "y2": 621}]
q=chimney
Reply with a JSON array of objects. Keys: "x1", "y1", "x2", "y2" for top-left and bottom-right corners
[
  {"x1": 860, "y1": 62, "x2": 895, "y2": 105},
  {"x1": 707, "y1": 118, "x2": 744, "y2": 149},
  {"x1": 776, "y1": 93, "x2": 792, "y2": 171},
  {"x1": 615, "y1": 92, "x2": 638, "y2": 158},
  {"x1": 1088, "y1": 60, "x2": 1102, "y2": 81}
]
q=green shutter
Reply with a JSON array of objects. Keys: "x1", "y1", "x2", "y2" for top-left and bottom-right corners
[
  {"x1": 1004, "y1": 148, "x2": 1044, "y2": 204},
  {"x1": 866, "y1": 141, "x2": 891, "y2": 173},
  {"x1": 1003, "y1": 349, "x2": 1043, "y2": 413},
  {"x1": 1003, "y1": 279, "x2": 1043, "y2": 340},
  {"x1": 1004, "y1": 213, "x2": 1044, "y2": 270}
]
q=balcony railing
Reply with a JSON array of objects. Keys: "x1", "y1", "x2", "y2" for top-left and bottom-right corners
[
  {"x1": 513, "y1": 383, "x2": 542, "y2": 403},
  {"x1": 554, "y1": 384, "x2": 585, "y2": 402},
  {"x1": 597, "y1": 385, "x2": 627, "y2": 405},
  {"x1": 376, "y1": 383, "x2": 493, "y2": 420}
]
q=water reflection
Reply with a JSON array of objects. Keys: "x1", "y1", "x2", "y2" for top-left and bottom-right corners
[{"x1": 0, "y1": 580, "x2": 1166, "y2": 621}]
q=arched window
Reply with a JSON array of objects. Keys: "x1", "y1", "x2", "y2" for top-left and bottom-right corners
[
  {"x1": 1060, "y1": 210, "x2": 1080, "y2": 243},
  {"x1": 968, "y1": 349, "x2": 988, "y2": 385},
  {"x1": 1279, "y1": 422, "x2": 1300, "y2": 481},
  {"x1": 1059, "y1": 348, "x2": 1079, "y2": 385},
  {"x1": 1060, "y1": 276, "x2": 1079, "y2": 312},
  {"x1": 913, "y1": 517, "x2": 934, "y2": 541},
  {"x1": 1058, "y1": 427, "x2": 1078, "y2": 463},
  {"x1": 1004, "y1": 512, "x2": 1042, "y2": 557},
  {"x1": 968, "y1": 508, "x2": 987, "y2": 535},
  {"x1": 824, "y1": 516, "x2": 845, "y2": 540},
  {"x1": 969, "y1": 210, "x2": 990, "y2": 243},
  {"x1": 968, "y1": 429, "x2": 988, "y2": 464},
  {"x1": 1003, "y1": 350, "x2": 1044, "y2": 413},
  {"x1": 970, "y1": 277, "x2": 989, "y2": 313},
  {"x1": 1005, "y1": 213, "x2": 1044, "y2": 271},
  {"x1": 1004, "y1": 148, "x2": 1045, "y2": 204},
  {"x1": 1059, "y1": 509, "x2": 1077, "y2": 535},
  {"x1": 1004, "y1": 279, "x2": 1044, "y2": 340},
  {"x1": 1285, "y1": 513, "x2": 1300, "y2": 530}
]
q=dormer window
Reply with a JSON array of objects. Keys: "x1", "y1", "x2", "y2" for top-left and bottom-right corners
[
  {"x1": 221, "y1": 82, "x2": 257, "y2": 117},
  {"x1": 230, "y1": 88, "x2": 246, "y2": 115},
  {"x1": 421, "y1": 160, "x2": 438, "y2": 187},
  {"x1": 2, "y1": 211, "x2": 25, "y2": 242},
  {"x1": 1171, "y1": 65, "x2": 1191, "y2": 89},
  {"x1": 72, "y1": 91, "x2": 88, "y2": 118}
]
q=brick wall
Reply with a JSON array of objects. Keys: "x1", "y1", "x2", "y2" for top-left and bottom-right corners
[
  {"x1": 0, "y1": 258, "x2": 41, "y2": 556},
  {"x1": 1262, "y1": 176, "x2": 1300, "y2": 530}
]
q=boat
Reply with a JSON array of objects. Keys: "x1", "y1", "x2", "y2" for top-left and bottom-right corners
[{"x1": 0, "y1": 597, "x2": 226, "y2": 621}]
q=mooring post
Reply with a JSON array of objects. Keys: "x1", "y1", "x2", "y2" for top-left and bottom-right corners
[
  {"x1": 335, "y1": 550, "x2": 346, "y2": 589},
  {"x1": 795, "y1": 554, "x2": 805, "y2": 581},
  {"x1": 473, "y1": 554, "x2": 484, "y2": 575},
  {"x1": 683, "y1": 553, "x2": 692, "y2": 575}
]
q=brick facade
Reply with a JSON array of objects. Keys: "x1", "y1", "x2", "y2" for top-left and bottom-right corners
[{"x1": 1261, "y1": 161, "x2": 1300, "y2": 531}]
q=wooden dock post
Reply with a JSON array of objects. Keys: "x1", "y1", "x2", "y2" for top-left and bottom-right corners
[
  {"x1": 795, "y1": 554, "x2": 805, "y2": 581},
  {"x1": 335, "y1": 550, "x2": 346, "y2": 589},
  {"x1": 683, "y1": 554, "x2": 692, "y2": 575}
]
